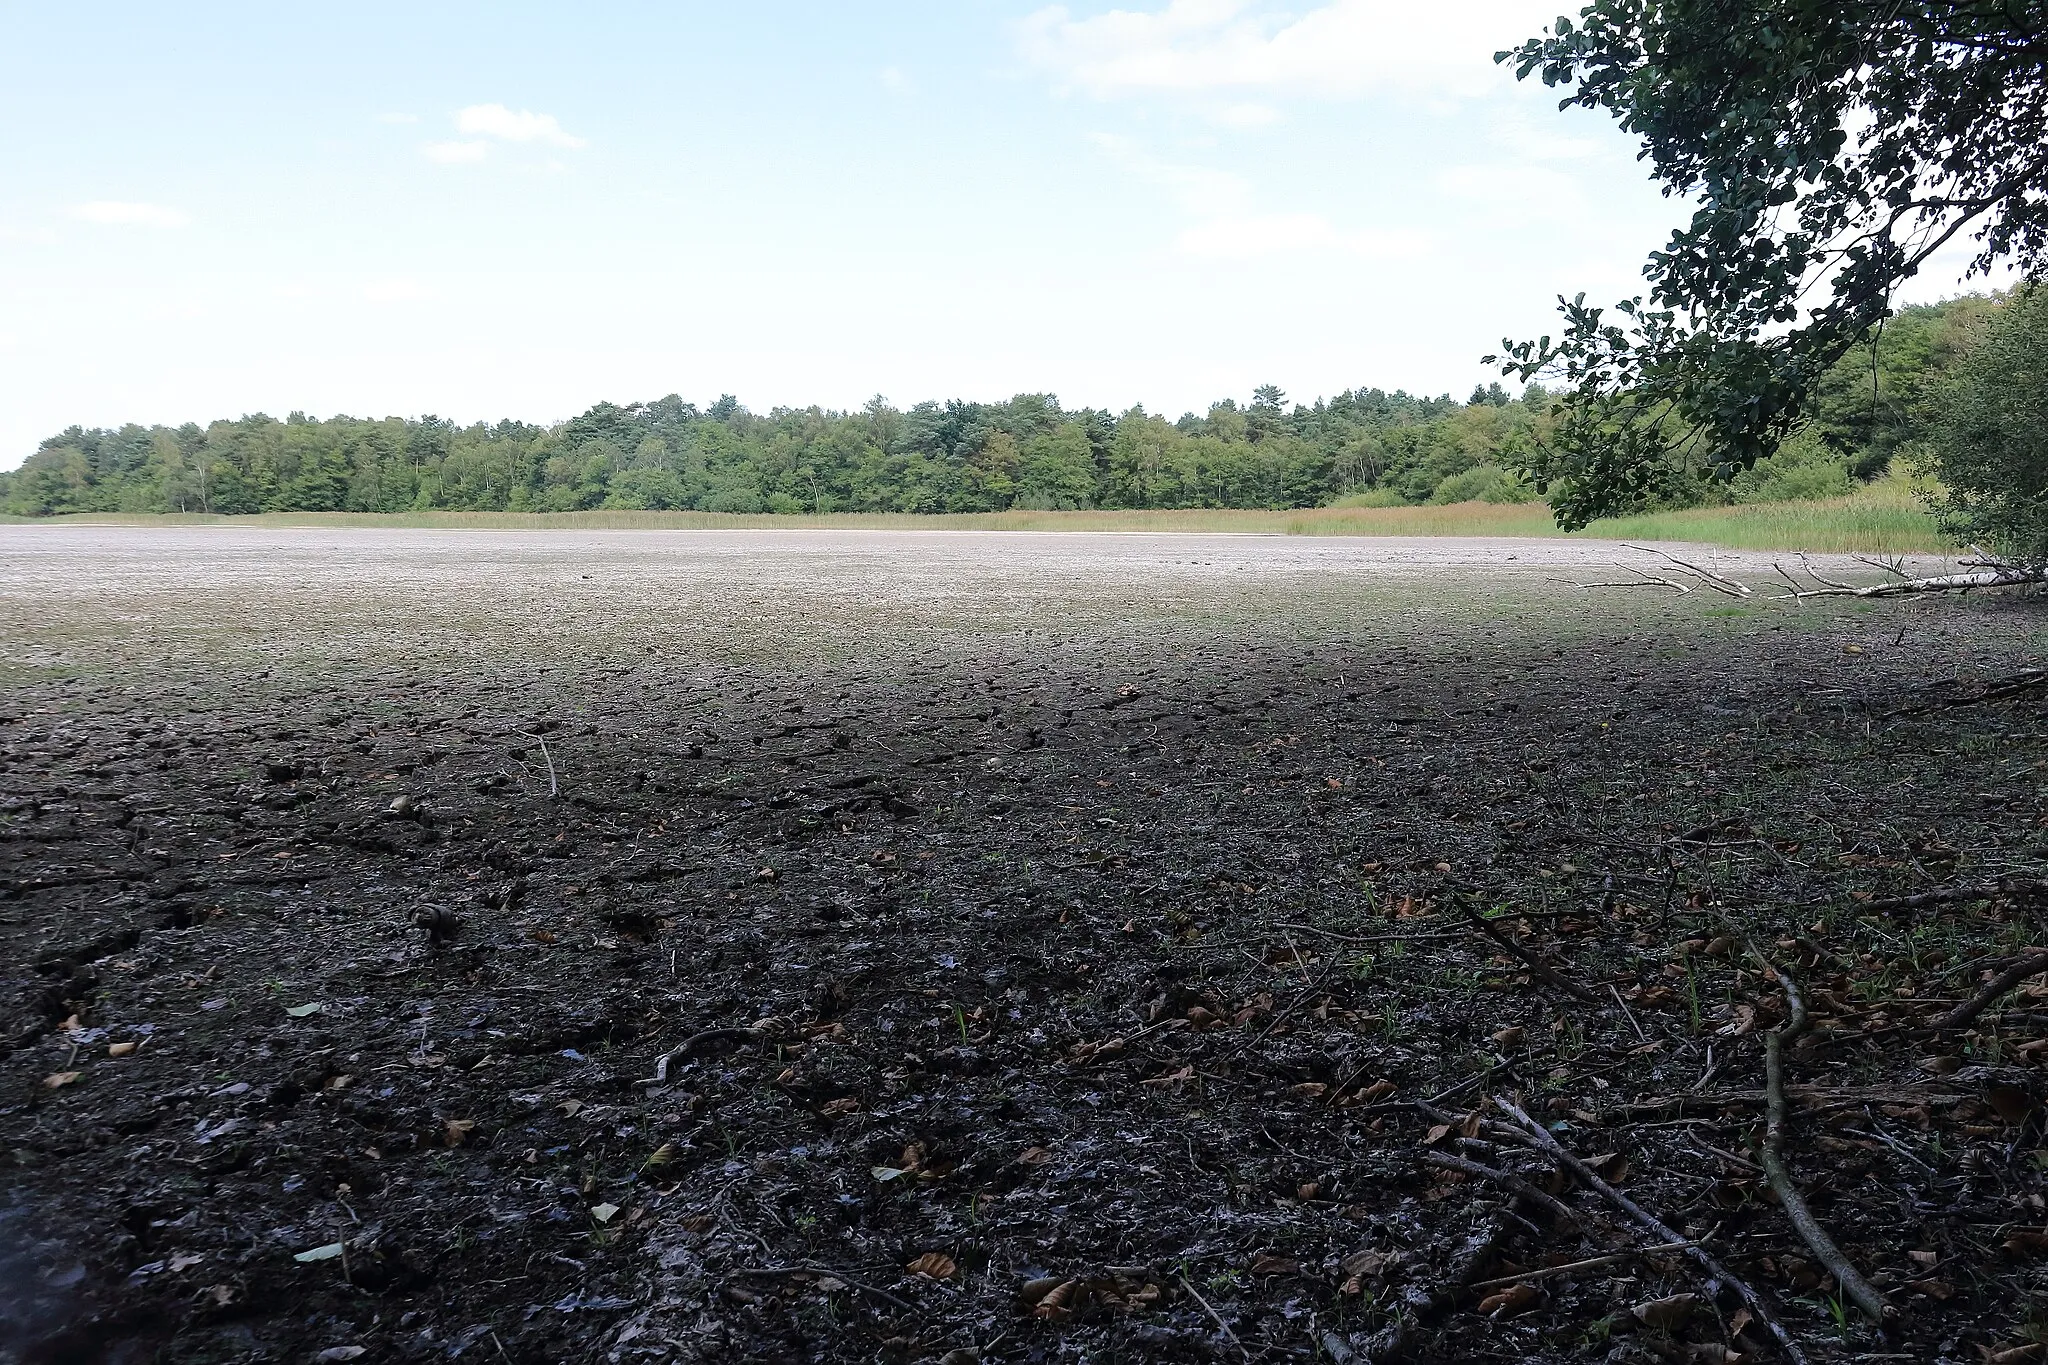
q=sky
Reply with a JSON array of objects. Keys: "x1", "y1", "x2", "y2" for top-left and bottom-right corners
[{"x1": 0, "y1": 1, "x2": 2000, "y2": 467}]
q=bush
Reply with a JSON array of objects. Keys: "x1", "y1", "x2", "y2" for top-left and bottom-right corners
[{"x1": 1918, "y1": 287, "x2": 2048, "y2": 564}]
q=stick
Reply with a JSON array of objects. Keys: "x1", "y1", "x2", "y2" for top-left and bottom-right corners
[
  {"x1": 1456, "y1": 899, "x2": 1596, "y2": 1002},
  {"x1": 1417, "y1": 1150, "x2": 1582, "y2": 1229},
  {"x1": 638, "y1": 1026, "x2": 766, "y2": 1084},
  {"x1": 1466, "y1": 1241, "x2": 1692, "y2": 1292},
  {"x1": 731, "y1": 1264, "x2": 915, "y2": 1314},
  {"x1": 1176, "y1": 1273, "x2": 1250, "y2": 1362},
  {"x1": 517, "y1": 730, "x2": 560, "y2": 798},
  {"x1": 1936, "y1": 950, "x2": 2048, "y2": 1032},
  {"x1": 1757, "y1": 967, "x2": 1890, "y2": 1324},
  {"x1": 1493, "y1": 1095, "x2": 1805, "y2": 1365}
]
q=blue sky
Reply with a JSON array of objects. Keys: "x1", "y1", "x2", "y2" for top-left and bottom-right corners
[{"x1": 0, "y1": 2, "x2": 1990, "y2": 466}]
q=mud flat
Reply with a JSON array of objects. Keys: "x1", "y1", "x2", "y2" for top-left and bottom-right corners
[{"x1": 3, "y1": 525, "x2": 2045, "y2": 1363}]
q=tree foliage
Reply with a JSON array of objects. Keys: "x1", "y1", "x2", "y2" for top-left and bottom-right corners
[
  {"x1": 0, "y1": 387, "x2": 1559, "y2": 519},
  {"x1": 1491, "y1": 1, "x2": 2048, "y2": 528},
  {"x1": 1919, "y1": 286, "x2": 2048, "y2": 564}
]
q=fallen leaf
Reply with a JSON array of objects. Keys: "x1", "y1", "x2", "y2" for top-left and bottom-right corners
[
  {"x1": 285, "y1": 1003, "x2": 323, "y2": 1018},
  {"x1": 1249, "y1": 1254, "x2": 1301, "y2": 1277},
  {"x1": 1633, "y1": 1292, "x2": 1700, "y2": 1329},
  {"x1": 294, "y1": 1243, "x2": 345, "y2": 1263},
  {"x1": 819, "y1": 1097, "x2": 860, "y2": 1117},
  {"x1": 1032, "y1": 1279, "x2": 1082, "y2": 1321},
  {"x1": 314, "y1": 1350, "x2": 367, "y2": 1363},
  {"x1": 443, "y1": 1118, "x2": 476, "y2": 1147},
  {"x1": 1479, "y1": 1283, "x2": 1541, "y2": 1317},
  {"x1": 1016, "y1": 1146, "x2": 1054, "y2": 1166},
  {"x1": 871, "y1": 1166, "x2": 909, "y2": 1182},
  {"x1": 906, "y1": 1252, "x2": 957, "y2": 1280},
  {"x1": 168, "y1": 1252, "x2": 204, "y2": 1271},
  {"x1": 1491, "y1": 1026, "x2": 1525, "y2": 1049},
  {"x1": 41, "y1": 1072, "x2": 82, "y2": 1089},
  {"x1": 107, "y1": 1042, "x2": 138, "y2": 1057},
  {"x1": 590, "y1": 1203, "x2": 620, "y2": 1224}
]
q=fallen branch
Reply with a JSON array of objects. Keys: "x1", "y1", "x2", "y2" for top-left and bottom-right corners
[
  {"x1": 1756, "y1": 963, "x2": 1891, "y2": 1325},
  {"x1": 731, "y1": 1264, "x2": 915, "y2": 1314},
  {"x1": 638, "y1": 1026, "x2": 766, "y2": 1085},
  {"x1": 1936, "y1": 950, "x2": 2048, "y2": 1033},
  {"x1": 1576, "y1": 547, "x2": 2048, "y2": 601},
  {"x1": 1493, "y1": 1095, "x2": 1805, "y2": 1365},
  {"x1": 1466, "y1": 1241, "x2": 1692, "y2": 1292},
  {"x1": 1456, "y1": 898, "x2": 1596, "y2": 1002},
  {"x1": 1417, "y1": 1150, "x2": 1583, "y2": 1229},
  {"x1": 1176, "y1": 1272, "x2": 1251, "y2": 1362},
  {"x1": 1883, "y1": 669, "x2": 2048, "y2": 719}
]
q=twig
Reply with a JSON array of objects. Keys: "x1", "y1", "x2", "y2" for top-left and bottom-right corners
[
  {"x1": 1936, "y1": 950, "x2": 2048, "y2": 1033},
  {"x1": 1176, "y1": 1272, "x2": 1250, "y2": 1362},
  {"x1": 638, "y1": 1026, "x2": 766, "y2": 1085},
  {"x1": 517, "y1": 730, "x2": 560, "y2": 798},
  {"x1": 1756, "y1": 961, "x2": 1891, "y2": 1325},
  {"x1": 731, "y1": 1264, "x2": 915, "y2": 1314},
  {"x1": 1456, "y1": 898, "x2": 1596, "y2": 1002},
  {"x1": 1417, "y1": 1150, "x2": 1582, "y2": 1229},
  {"x1": 1466, "y1": 1241, "x2": 1692, "y2": 1292},
  {"x1": 1493, "y1": 1095, "x2": 1805, "y2": 1365},
  {"x1": 1271, "y1": 922, "x2": 1467, "y2": 946}
]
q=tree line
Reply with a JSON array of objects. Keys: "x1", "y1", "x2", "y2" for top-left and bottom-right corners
[{"x1": 0, "y1": 294, "x2": 1999, "y2": 520}]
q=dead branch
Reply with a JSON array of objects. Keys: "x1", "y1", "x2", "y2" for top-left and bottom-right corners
[
  {"x1": 1574, "y1": 546, "x2": 2048, "y2": 599},
  {"x1": 1494, "y1": 1095, "x2": 1806, "y2": 1365},
  {"x1": 1417, "y1": 1150, "x2": 1584, "y2": 1229},
  {"x1": 1756, "y1": 962, "x2": 1891, "y2": 1324},
  {"x1": 1936, "y1": 950, "x2": 2048, "y2": 1032},
  {"x1": 639, "y1": 1026, "x2": 766, "y2": 1085},
  {"x1": 1456, "y1": 898, "x2": 1597, "y2": 1002},
  {"x1": 1466, "y1": 1241, "x2": 1692, "y2": 1292}
]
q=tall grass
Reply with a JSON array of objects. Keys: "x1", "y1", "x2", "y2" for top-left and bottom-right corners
[{"x1": 22, "y1": 477, "x2": 1951, "y2": 553}]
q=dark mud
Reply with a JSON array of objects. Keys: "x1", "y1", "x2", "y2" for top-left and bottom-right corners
[{"x1": 4, "y1": 529, "x2": 2048, "y2": 1365}]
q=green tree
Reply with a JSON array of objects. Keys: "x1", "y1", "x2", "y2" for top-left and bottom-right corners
[
  {"x1": 1919, "y1": 287, "x2": 2048, "y2": 565},
  {"x1": 1492, "y1": 2, "x2": 2048, "y2": 528}
]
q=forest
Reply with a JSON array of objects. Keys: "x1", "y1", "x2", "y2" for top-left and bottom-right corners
[{"x1": 0, "y1": 294, "x2": 1999, "y2": 520}]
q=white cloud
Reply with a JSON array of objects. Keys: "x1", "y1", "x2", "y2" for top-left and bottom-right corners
[
  {"x1": 1178, "y1": 212, "x2": 1426, "y2": 259},
  {"x1": 1210, "y1": 102, "x2": 1281, "y2": 128},
  {"x1": 421, "y1": 140, "x2": 490, "y2": 164},
  {"x1": 1435, "y1": 163, "x2": 1587, "y2": 219},
  {"x1": 362, "y1": 277, "x2": 428, "y2": 304},
  {"x1": 1019, "y1": 0, "x2": 1545, "y2": 101},
  {"x1": 455, "y1": 103, "x2": 587, "y2": 148},
  {"x1": 1089, "y1": 132, "x2": 1251, "y2": 217},
  {"x1": 70, "y1": 200, "x2": 190, "y2": 228}
]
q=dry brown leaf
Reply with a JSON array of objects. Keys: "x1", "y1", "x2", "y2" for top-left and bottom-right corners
[
  {"x1": 906, "y1": 1252, "x2": 957, "y2": 1280},
  {"x1": 41, "y1": 1072, "x2": 81, "y2": 1090},
  {"x1": 1490, "y1": 1026, "x2": 1525, "y2": 1049},
  {"x1": 819, "y1": 1097, "x2": 860, "y2": 1117},
  {"x1": 1632, "y1": 1292, "x2": 1700, "y2": 1329},
  {"x1": 1478, "y1": 1283, "x2": 1541, "y2": 1317},
  {"x1": 107, "y1": 1041, "x2": 138, "y2": 1057},
  {"x1": 443, "y1": 1118, "x2": 477, "y2": 1147},
  {"x1": 1016, "y1": 1145, "x2": 1053, "y2": 1166},
  {"x1": 1032, "y1": 1279, "x2": 1082, "y2": 1321},
  {"x1": 1249, "y1": 1254, "x2": 1302, "y2": 1277}
]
